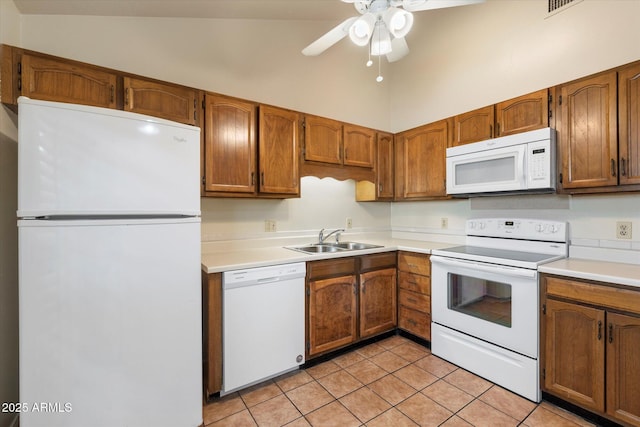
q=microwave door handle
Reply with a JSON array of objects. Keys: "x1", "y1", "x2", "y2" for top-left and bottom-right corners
[{"x1": 431, "y1": 256, "x2": 537, "y2": 279}]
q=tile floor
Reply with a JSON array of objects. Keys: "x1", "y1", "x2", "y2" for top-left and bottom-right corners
[{"x1": 203, "y1": 335, "x2": 597, "y2": 427}]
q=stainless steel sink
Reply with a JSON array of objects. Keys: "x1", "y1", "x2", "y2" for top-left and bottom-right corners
[{"x1": 285, "y1": 242, "x2": 382, "y2": 254}]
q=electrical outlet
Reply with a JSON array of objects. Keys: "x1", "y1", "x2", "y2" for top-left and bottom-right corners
[
  {"x1": 616, "y1": 221, "x2": 632, "y2": 239},
  {"x1": 441, "y1": 217, "x2": 448, "y2": 229},
  {"x1": 264, "y1": 219, "x2": 277, "y2": 232},
  {"x1": 346, "y1": 217, "x2": 353, "y2": 229}
]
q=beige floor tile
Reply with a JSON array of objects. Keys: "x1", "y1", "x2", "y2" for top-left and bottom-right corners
[
  {"x1": 439, "y1": 415, "x2": 474, "y2": 427},
  {"x1": 209, "y1": 408, "x2": 257, "y2": 427},
  {"x1": 368, "y1": 374, "x2": 417, "y2": 406},
  {"x1": 248, "y1": 394, "x2": 301, "y2": 427},
  {"x1": 340, "y1": 387, "x2": 392, "y2": 423},
  {"x1": 538, "y1": 402, "x2": 597, "y2": 427},
  {"x1": 344, "y1": 359, "x2": 387, "y2": 384},
  {"x1": 389, "y1": 342, "x2": 430, "y2": 362},
  {"x1": 285, "y1": 381, "x2": 335, "y2": 415},
  {"x1": 377, "y1": 335, "x2": 411, "y2": 349},
  {"x1": 316, "y1": 369, "x2": 363, "y2": 398},
  {"x1": 393, "y1": 364, "x2": 439, "y2": 390},
  {"x1": 305, "y1": 401, "x2": 361, "y2": 427},
  {"x1": 285, "y1": 417, "x2": 312, "y2": 427},
  {"x1": 443, "y1": 369, "x2": 493, "y2": 397},
  {"x1": 240, "y1": 381, "x2": 283, "y2": 408},
  {"x1": 332, "y1": 351, "x2": 366, "y2": 368},
  {"x1": 275, "y1": 370, "x2": 315, "y2": 393},
  {"x1": 369, "y1": 350, "x2": 410, "y2": 373},
  {"x1": 422, "y1": 379, "x2": 474, "y2": 412},
  {"x1": 457, "y1": 399, "x2": 520, "y2": 427},
  {"x1": 366, "y1": 408, "x2": 419, "y2": 427},
  {"x1": 203, "y1": 393, "x2": 247, "y2": 424},
  {"x1": 523, "y1": 404, "x2": 594, "y2": 427},
  {"x1": 479, "y1": 385, "x2": 537, "y2": 421},
  {"x1": 413, "y1": 354, "x2": 458, "y2": 378},
  {"x1": 355, "y1": 342, "x2": 386, "y2": 358},
  {"x1": 396, "y1": 393, "x2": 453, "y2": 425},
  {"x1": 305, "y1": 360, "x2": 341, "y2": 380}
]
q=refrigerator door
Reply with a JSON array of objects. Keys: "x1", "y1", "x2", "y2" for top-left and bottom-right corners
[
  {"x1": 18, "y1": 218, "x2": 202, "y2": 427},
  {"x1": 17, "y1": 97, "x2": 200, "y2": 217}
]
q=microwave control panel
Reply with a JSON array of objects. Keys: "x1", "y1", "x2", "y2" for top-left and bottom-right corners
[{"x1": 526, "y1": 139, "x2": 554, "y2": 189}]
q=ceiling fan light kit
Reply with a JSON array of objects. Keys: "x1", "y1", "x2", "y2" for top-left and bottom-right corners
[{"x1": 302, "y1": 0, "x2": 484, "y2": 82}]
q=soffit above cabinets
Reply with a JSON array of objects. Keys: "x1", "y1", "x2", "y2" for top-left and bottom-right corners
[{"x1": 12, "y1": 0, "x2": 354, "y2": 21}]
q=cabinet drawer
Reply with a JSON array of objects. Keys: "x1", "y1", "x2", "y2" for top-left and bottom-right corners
[
  {"x1": 398, "y1": 251, "x2": 430, "y2": 276},
  {"x1": 399, "y1": 290, "x2": 430, "y2": 313},
  {"x1": 307, "y1": 257, "x2": 356, "y2": 280},
  {"x1": 545, "y1": 276, "x2": 640, "y2": 315},
  {"x1": 398, "y1": 272, "x2": 430, "y2": 295},
  {"x1": 360, "y1": 252, "x2": 396, "y2": 272},
  {"x1": 398, "y1": 306, "x2": 431, "y2": 340}
]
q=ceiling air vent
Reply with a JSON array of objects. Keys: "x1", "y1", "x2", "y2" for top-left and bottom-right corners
[{"x1": 547, "y1": 0, "x2": 583, "y2": 16}]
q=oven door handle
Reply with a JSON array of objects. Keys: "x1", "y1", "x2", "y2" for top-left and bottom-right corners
[{"x1": 430, "y1": 255, "x2": 537, "y2": 279}]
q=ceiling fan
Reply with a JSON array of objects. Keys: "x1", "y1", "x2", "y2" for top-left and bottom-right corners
[{"x1": 302, "y1": 0, "x2": 484, "y2": 81}]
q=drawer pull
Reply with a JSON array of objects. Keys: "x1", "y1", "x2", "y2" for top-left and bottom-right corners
[{"x1": 608, "y1": 323, "x2": 613, "y2": 344}]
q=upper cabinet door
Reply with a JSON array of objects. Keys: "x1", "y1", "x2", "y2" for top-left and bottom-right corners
[
  {"x1": 396, "y1": 120, "x2": 448, "y2": 199},
  {"x1": 304, "y1": 115, "x2": 343, "y2": 165},
  {"x1": 376, "y1": 132, "x2": 395, "y2": 200},
  {"x1": 123, "y1": 77, "x2": 198, "y2": 126},
  {"x1": 618, "y1": 62, "x2": 640, "y2": 185},
  {"x1": 343, "y1": 124, "x2": 375, "y2": 168},
  {"x1": 557, "y1": 71, "x2": 618, "y2": 189},
  {"x1": 203, "y1": 94, "x2": 257, "y2": 193},
  {"x1": 452, "y1": 105, "x2": 494, "y2": 146},
  {"x1": 495, "y1": 89, "x2": 549, "y2": 137},
  {"x1": 21, "y1": 53, "x2": 117, "y2": 109},
  {"x1": 259, "y1": 105, "x2": 300, "y2": 195}
]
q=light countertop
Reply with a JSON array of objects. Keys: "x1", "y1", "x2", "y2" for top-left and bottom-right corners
[
  {"x1": 539, "y1": 258, "x2": 640, "y2": 288},
  {"x1": 201, "y1": 238, "x2": 456, "y2": 274}
]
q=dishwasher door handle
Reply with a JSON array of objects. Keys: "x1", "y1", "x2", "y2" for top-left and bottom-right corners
[{"x1": 257, "y1": 276, "x2": 280, "y2": 284}]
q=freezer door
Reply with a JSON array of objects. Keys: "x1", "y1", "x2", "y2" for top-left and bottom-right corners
[
  {"x1": 18, "y1": 97, "x2": 200, "y2": 217},
  {"x1": 19, "y1": 219, "x2": 202, "y2": 427}
]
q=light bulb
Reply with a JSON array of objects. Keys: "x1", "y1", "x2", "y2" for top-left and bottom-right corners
[
  {"x1": 376, "y1": 75, "x2": 383, "y2": 82},
  {"x1": 366, "y1": 59, "x2": 373, "y2": 67}
]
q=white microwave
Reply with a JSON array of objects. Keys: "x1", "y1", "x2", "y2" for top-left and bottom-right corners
[{"x1": 446, "y1": 127, "x2": 555, "y2": 196}]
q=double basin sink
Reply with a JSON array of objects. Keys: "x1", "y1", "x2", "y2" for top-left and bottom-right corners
[{"x1": 286, "y1": 241, "x2": 383, "y2": 254}]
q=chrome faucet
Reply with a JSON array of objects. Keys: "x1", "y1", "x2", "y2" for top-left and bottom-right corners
[{"x1": 318, "y1": 228, "x2": 345, "y2": 244}]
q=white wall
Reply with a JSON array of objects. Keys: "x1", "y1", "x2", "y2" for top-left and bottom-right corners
[{"x1": 0, "y1": 1, "x2": 21, "y2": 424}]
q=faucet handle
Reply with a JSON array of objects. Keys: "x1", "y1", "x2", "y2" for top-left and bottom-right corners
[{"x1": 318, "y1": 228, "x2": 325, "y2": 244}]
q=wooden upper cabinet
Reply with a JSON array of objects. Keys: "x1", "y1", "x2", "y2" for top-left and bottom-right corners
[
  {"x1": 557, "y1": 71, "x2": 618, "y2": 189},
  {"x1": 496, "y1": 89, "x2": 549, "y2": 137},
  {"x1": 376, "y1": 132, "x2": 394, "y2": 200},
  {"x1": 606, "y1": 312, "x2": 640, "y2": 426},
  {"x1": 395, "y1": 120, "x2": 449, "y2": 200},
  {"x1": 618, "y1": 62, "x2": 640, "y2": 186},
  {"x1": 544, "y1": 298, "x2": 605, "y2": 413},
  {"x1": 258, "y1": 105, "x2": 300, "y2": 195},
  {"x1": 304, "y1": 115, "x2": 343, "y2": 165},
  {"x1": 343, "y1": 124, "x2": 375, "y2": 168},
  {"x1": 453, "y1": 105, "x2": 494, "y2": 146},
  {"x1": 20, "y1": 52, "x2": 117, "y2": 109},
  {"x1": 203, "y1": 93, "x2": 257, "y2": 193},
  {"x1": 123, "y1": 77, "x2": 198, "y2": 125}
]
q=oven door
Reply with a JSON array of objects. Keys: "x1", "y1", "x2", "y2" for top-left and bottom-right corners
[
  {"x1": 431, "y1": 255, "x2": 538, "y2": 358},
  {"x1": 446, "y1": 143, "x2": 526, "y2": 195}
]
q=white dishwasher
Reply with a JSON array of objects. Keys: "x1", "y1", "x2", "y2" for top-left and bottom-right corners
[{"x1": 222, "y1": 262, "x2": 306, "y2": 395}]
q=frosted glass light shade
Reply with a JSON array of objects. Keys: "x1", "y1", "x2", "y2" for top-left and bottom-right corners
[
  {"x1": 348, "y1": 13, "x2": 376, "y2": 46},
  {"x1": 384, "y1": 7, "x2": 413, "y2": 38},
  {"x1": 370, "y1": 22, "x2": 392, "y2": 56}
]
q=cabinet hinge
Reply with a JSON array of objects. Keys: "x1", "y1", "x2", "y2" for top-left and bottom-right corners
[
  {"x1": 306, "y1": 341, "x2": 310, "y2": 351},
  {"x1": 542, "y1": 303, "x2": 546, "y2": 315},
  {"x1": 202, "y1": 176, "x2": 205, "y2": 185},
  {"x1": 558, "y1": 95, "x2": 562, "y2": 106},
  {"x1": 194, "y1": 99, "x2": 197, "y2": 121},
  {"x1": 302, "y1": 119, "x2": 306, "y2": 128},
  {"x1": 548, "y1": 108, "x2": 552, "y2": 120},
  {"x1": 559, "y1": 173, "x2": 563, "y2": 184},
  {"x1": 202, "y1": 99, "x2": 206, "y2": 110},
  {"x1": 306, "y1": 287, "x2": 310, "y2": 296},
  {"x1": 542, "y1": 368, "x2": 546, "y2": 380},
  {"x1": 548, "y1": 93, "x2": 552, "y2": 104}
]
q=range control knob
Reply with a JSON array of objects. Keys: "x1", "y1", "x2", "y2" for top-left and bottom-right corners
[{"x1": 536, "y1": 223, "x2": 545, "y2": 232}]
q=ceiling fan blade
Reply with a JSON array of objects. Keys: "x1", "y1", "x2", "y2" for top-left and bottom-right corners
[
  {"x1": 402, "y1": 0, "x2": 484, "y2": 12},
  {"x1": 302, "y1": 16, "x2": 358, "y2": 56},
  {"x1": 386, "y1": 37, "x2": 409, "y2": 62}
]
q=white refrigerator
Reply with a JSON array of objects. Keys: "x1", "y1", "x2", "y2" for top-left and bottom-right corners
[{"x1": 17, "y1": 97, "x2": 203, "y2": 427}]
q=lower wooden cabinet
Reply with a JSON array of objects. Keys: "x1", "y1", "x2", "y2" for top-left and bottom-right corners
[
  {"x1": 397, "y1": 251, "x2": 431, "y2": 340},
  {"x1": 306, "y1": 253, "x2": 397, "y2": 358},
  {"x1": 202, "y1": 272, "x2": 222, "y2": 398},
  {"x1": 542, "y1": 275, "x2": 640, "y2": 427}
]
